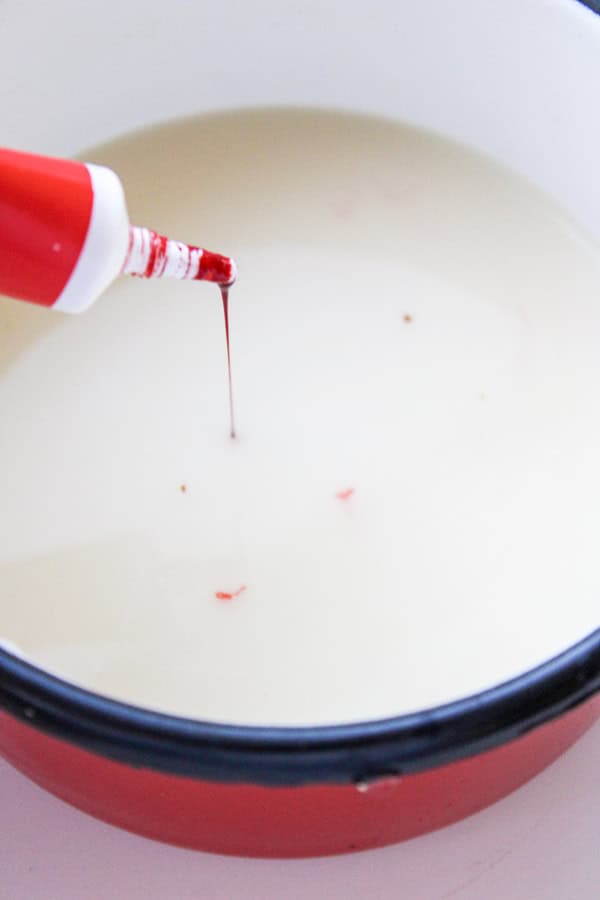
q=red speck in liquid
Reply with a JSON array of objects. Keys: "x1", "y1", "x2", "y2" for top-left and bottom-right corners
[
  {"x1": 215, "y1": 585, "x2": 246, "y2": 602},
  {"x1": 336, "y1": 488, "x2": 355, "y2": 501},
  {"x1": 221, "y1": 286, "x2": 236, "y2": 439}
]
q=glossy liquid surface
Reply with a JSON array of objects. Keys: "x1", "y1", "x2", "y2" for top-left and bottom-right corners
[{"x1": 1, "y1": 110, "x2": 600, "y2": 725}]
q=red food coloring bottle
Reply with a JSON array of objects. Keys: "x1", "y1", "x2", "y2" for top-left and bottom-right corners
[{"x1": 0, "y1": 147, "x2": 236, "y2": 313}]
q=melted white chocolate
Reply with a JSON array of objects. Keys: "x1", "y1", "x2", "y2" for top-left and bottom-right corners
[{"x1": 1, "y1": 109, "x2": 600, "y2": 725}]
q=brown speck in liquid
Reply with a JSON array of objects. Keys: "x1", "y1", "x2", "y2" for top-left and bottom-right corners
[
  {"x1": 403, "y1": 314, "x2": 412, "y2": 323},
  {"x1": 180, "y1": 484, "x2": 187, "y2": 493}
]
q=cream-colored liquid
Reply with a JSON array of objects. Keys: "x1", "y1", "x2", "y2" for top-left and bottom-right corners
[{"x1": 2, "y1": 109, "x2": 600, "y2": 725}]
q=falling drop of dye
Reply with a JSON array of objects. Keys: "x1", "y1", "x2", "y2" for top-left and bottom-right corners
[{"x1": 221, "y1": 286, "x2": 236, "y2": 439}]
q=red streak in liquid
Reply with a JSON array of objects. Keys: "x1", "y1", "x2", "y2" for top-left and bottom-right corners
[
  {"x1": 221, "y1": 286, "x2": 236, "y2": 439},
  {"x1": 336, "y1": 487, "x2": 355, "y2": 501},
  {"x1": 215, "y1": 585, "x2": 246, "y2": 602}
]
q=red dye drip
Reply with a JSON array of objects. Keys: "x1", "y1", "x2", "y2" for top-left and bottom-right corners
[
  {"x1": 144, "y1": 232, "x2": 168, "y2": 278},
  {"x1": 196, "y1": 250, "x2": 236, "y2": 285},
  {"x1": 215, "y1": 585, "x2": 246, "y2": 601},
  {"x1": 222, "y1": 286, "x2": 236, "y2": 439},
  {"x1": 336, "y1": 487, "x2": 355, "y2": 501}
]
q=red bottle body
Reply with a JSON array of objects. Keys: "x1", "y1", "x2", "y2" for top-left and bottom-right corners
[{"x1": 0, "y1": 149, "x2": 94, "y2": 306}]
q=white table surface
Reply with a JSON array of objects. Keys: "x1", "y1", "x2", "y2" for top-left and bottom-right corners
[{"x1": 1, "y1": 719, "x2": 599, "y2": 900}]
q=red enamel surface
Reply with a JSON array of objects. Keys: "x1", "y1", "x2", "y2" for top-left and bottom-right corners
[
  {"x1": 1, "y1": 696, "x2": 598, "y2": 857},
  {"x1": 0, "y1": 149, "x2": 93, "y2": 306},
  {"x1": 336, "y1": 488, "x2": 355, "y2": 501}
]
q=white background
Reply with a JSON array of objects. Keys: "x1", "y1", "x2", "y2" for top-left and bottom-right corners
[{"x1": 1, "y1": 720, "x2": 599, "y2": 899}]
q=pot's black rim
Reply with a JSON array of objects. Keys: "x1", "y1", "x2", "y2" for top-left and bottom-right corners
[
  {"x1": 579, "y1": 0, "x2": 600, "y2": 14},
  {"x1": 1, "y1": 627, "x2": 600, "y2": 786}
]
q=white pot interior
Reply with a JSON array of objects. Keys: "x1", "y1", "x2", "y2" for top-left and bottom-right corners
[{"x1": 1, "y1": 0, "x2": 600, "y2": 233}]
